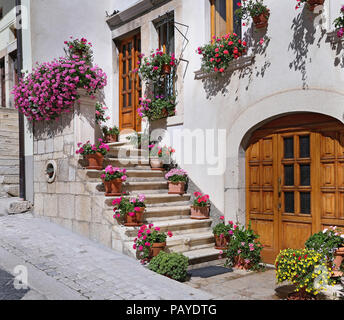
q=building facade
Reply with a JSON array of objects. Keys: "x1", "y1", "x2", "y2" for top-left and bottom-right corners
[{"x1": 10, "y1": 0, "x2": 344, "y2": 264}]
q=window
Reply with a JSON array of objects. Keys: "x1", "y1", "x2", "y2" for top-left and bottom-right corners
[{"x1": 210, "y1": 0, "x2": 241, "y2": 39}]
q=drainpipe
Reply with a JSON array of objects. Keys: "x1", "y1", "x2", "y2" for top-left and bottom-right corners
[{"x1": 15, "y1": 0, "x2": 26, "y2": 201}]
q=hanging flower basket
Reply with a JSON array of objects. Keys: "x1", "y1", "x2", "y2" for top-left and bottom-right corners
[
  {"x1": 162, "y1": 64, "x2": 172, "y2": 75},
  {"x1": 252, "y1": 9, "x2": 270, "y2": 29}
]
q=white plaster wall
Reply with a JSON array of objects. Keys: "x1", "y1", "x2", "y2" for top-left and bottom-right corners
[{"x1": 0, "y1": 8, "x2": 16, "y2": 52}]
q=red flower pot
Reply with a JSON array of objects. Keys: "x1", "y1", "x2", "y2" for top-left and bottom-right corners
[
  {"x1": 252, "y1": 10, "x2": 270, "y2": 29},
  {"x1": 331, "y1": 247, "x2": 344, "y2": 277},
  {"x1": 168, "y1": 182, "x2": 186, "y2": 195},
  {"x1": 233, "y1": 256, "x2": 253, "y2": 270},
  {"x1": 124, "y1": 208, "x2": 145, "y2": 227},
  {"x1": 85, "y1": 152, "x2": 104, "y2": 170},
  {"x1": 104, "y1": 134, "x2": 118, "y2": 143},
  {"x1": 190, "y1": 206, "x2": 210, "y2": 220},
  {"x1": 214, "y1": 234, "x2": 231, "y2": 250},
  {"x1": 306, "y1": 0, "x2": 325, "y2": 11},
  {"x1": 103, "y1": 178, "x2": 123, "y2": 197},
  {"x1": 150, "y1": 158, "x2": 164, "y2": 171},
  {"x1": 162, "y1": 64, "x2": 171, "y2": 75},
  {"x1": 149, "y1": 242, "x2": 166, "y2": 259}
]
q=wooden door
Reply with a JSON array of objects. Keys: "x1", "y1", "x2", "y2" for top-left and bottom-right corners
[
  {"x1": 119, "y1": 34, "x2": 141, "y2": 132},
  {"x1": 246, "y1": 113, "x2": 344, "y2": 264}
]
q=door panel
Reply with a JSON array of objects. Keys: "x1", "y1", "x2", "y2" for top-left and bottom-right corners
[{"x1": 119, "y1": 34, "x2": 141, "y2": 132}]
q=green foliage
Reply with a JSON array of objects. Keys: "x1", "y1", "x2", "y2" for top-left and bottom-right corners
[
  {"x1": 138, "y1": 95, "x2": 176, "y2": 121},
  {"x1": 95, "y1": 102, "x2": 109, "y2": 125},
  {"x1": 235, "y1": 0, "x2": 269, "y2": 22},
  {"x1": 148, "y1": 252, "x2": 189, "y2": 282},
  {"x1": 102, "y1": 125, "x2": 120, "y2": 136},
  {"x1": 224, "y1": 222, "x2": 264, "y2": 270},
  {"x1": 305, "y1": 227, "x2": 344, "y2": 261},
  {"x1": 64, "y1": 37, "x2": 94, "y2": 65},
  {"x1": 334, "y1": 6, "x2": 344, "y2": 31},
  {"x1": 213, "y1": 222, "x2": 234, "y2": 237}
]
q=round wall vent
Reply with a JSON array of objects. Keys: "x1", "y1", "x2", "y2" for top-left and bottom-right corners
[{"x1": 46, "y1": 160, "x2": 57, "y2": 183}]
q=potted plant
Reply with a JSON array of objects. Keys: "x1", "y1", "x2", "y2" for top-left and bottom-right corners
[
  {"x1": 224, "y1": 222, "x2": 263, "y2": 271},
  {"x1": 275, "y1": 249, "x2": 331, "y2": 300},
  {"x1": 64, "y1": 36, "x2": 94, "y2": 65},
  {"x1": 149, "y1": 144, "x2": 175, "y2": 171},
  {"x1": 76, "y1": 139, "x2": 109, "y2": 170},
  {"x1": 136, "y1": 50, "x2": 177, "y2": 82},
  {"x1": 165, "y1": 168, "x2": 188, "y2": 195},
  {"x1": 197, "y1": 33, "x2": 247, "y2": 74},
  {"x1": 190, "y1": 192, "x2": 210, "y2": 220},
  {"x1": 113, "y1": 194, "x2": 146, "y2": 227},
  {"x1": 213, "y1": 217, "x2": 236, "y2": 250},
  {"x1": 101, "y1": 165, "x2": 127, "y2": 196},
  {"x1": 295, "y1": 0, "x2": 325, "y2": 12},
  {"x1": 235, "y1": 0, "x2": 270, "y2": 29},
  {"x1": 102, "y1": 125, "x2": 120, "y2": 143},
  {"x1": 134, "y1": 224, "x2": 173, "y2": 262},
  {"x1": 137, "y1": 95, "x2": 176, "y2": 121},
  {"x1": 334, "y1": 5, "x2": 344, "y2": 39},
  {"x1": 148, "y1": 252, "x2": 189, "y2": 282},
  {"x1": 305, "y1": 226, "x2": 344, "y2": 277}
]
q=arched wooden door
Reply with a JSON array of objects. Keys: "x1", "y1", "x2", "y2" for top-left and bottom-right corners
[{"x1": 246, "y1": 113, "x2": 344, "y2": 264}]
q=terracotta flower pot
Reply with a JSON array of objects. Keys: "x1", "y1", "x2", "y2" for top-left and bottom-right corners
[
  {"x1": 149, "y1": 242, "x2": 166, "y2": 259},
  {"x1": 150, "y1": 158, "x2": 164, "y2": 171},
  {"x1": 103, "y1": 178, "x2": 123, "y2": 197},
  {"x1": 233, "y1": 256, "x2": 253, "y2": 270},
  {"x1": 252, "y1": 10, "x2": 270, "y2": 29},
  {"x1": 214, "y1": 234, "x2": 231, "y2": 250},
  {"x1": 190, "y1": 206, "x2": 210, "y2": 220},
  {"x1": 104, "y1": 134, "x2": 118, "y2": 143},
  {"x1": 168, "y1": 182, "x2": 186, "y2": 195},
  {"x1": 306, "y1": 0, "x2": 325, "y2": 11},
  {"x1": 331, "y1": 247, "x2": 344, "y2": 277},
  {"x1": 125, "y1": 208, "x2": 145, "y2": 227},
  {"x1": 85, "y1": 152, "x2": 104, "y2": 170},
  {"x1": 162, "y1": 64, "x2": 171, "y2": 75}
]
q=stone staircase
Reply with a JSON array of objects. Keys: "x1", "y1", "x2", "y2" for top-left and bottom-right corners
[
  {"x1": 83, "y1": 141, "x2": 219, "y2": 265},
  {"x1": 0, "y1": 108, "x2": 19, "y2": 198}
]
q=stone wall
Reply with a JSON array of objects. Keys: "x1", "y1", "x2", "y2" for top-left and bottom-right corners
[
  {"x1": 33, "y1": 91, "x2": 114, "y2": 248},
  {"x1": 0, "y1": 107, "x2": 19, "y2": 198}
]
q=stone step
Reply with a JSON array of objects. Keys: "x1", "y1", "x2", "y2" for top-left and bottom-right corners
[
  {"x1": 108, "y1": 148, "x2": 147, "y2": 158},
  {"x1": 183, "y1": 247, "x2": 222, "y2": 265},
  {"x1": 86, "y1": 169, "x2": 165, "y2": 182},
  {"x1": 124, "y1": 181, "x2": 168, "y2": 192},
  {"x1": 107, "y1": 141, "x2": 129, "y2": 148},
  {"x1": 104, "y1": 158, "x2": 151, "y2": 168},
  {"x1": 166, "y1": 231, "x2": 215, "y2": 253},
  {"x1": 144, "y1": 205, "x2": 191, "y2": 222}
]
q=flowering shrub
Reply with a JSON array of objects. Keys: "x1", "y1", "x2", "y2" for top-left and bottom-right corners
[
  {"x1": 95, "y1": 102, "x2": 110, "y2": 124},
  {"x1": 75, "y1": 139, "x2": 109, "y2": 156},
  {"x1": 197, "y1": 33, "x2": 247, "y2": 73},
  {"x1": 101, "y1": 166, "x2": 127, "y2": 182},
  {"x1": 137, "y1": 50, "x2": 177, "y2": 82},
  {"x1": 113, "y1": 194, "x2": 146, "y2": 220},
  {"x1": 305, "y1": 227, "x2": 344, "y2": 262},
  {"x1": 224, "y1": 223, "x2": 263, "y2": 270},
  {"x1": 102, "y1": 125, "x2": 119, "y2": 137},
  {"x1": 334, "y1": 5, "x2": 344, "y2": 38},
  {"x1": 137, "y1": 95, "x2": 176, "y2": 121},
  {"x1": 64, "y1": 36, "x2": 93, "y2": 65},
  {"x1": 149, "y1": 145, "x2": 175, "y2": 160},
  {"x1": 13, "y1": 41, "x2": 107, "y2": 122},
  {"x1": 235, "y1": 0, "x2": 270, "y2": 25},
  {"x1": 275, "y1": 249, "x2": 331, "y2": 298},
  {"x1": 148, "y1": 252, "x2": 189, "y2": 282},
  {"x1": 213, "y1": 218, "x2": 237, "y2": 237},
  {"x1": 193, "y1": 192, "x2": 210, "y2": 207},
  {"x1": 165, "y1": 169, "x2": 188, "y2": 183},
  {"x1": 134, "y1": 223, "x2": 173, "y2": 260},
  {"x1": 295, "y1": 0, "x2": 324, "y2": 10}
]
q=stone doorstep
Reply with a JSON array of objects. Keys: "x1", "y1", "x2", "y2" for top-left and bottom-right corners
[{"x1": 86, "y1": 169, "x2": 165, "y2": 180}]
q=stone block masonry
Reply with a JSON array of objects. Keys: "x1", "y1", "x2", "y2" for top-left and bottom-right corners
[{"x1": 0, "y1": 107, "x2": 19, "y2": 198}]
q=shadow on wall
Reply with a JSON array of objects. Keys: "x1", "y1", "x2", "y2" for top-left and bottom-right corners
[
  {"x1": 326, "y1": 34, "x2": 344, "y2": 68},
  {"x1": 201, "y1": 25, "x2": 271, "y2": 100},
  {"x1": 288, "y1": 6, "x2": 327, "y2": 89}
]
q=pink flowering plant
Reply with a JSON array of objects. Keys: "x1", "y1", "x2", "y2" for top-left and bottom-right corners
[
  {"x1": 193, "y1": 192, "x2": 210, "y2": 207},
  {"x1": 235, "y1": 0, "x2": 270, "y2": 25},
  {"x1": 224, "y1": 222, "x2": 264, "y2": 271},
  {"x1": 165, "y1": 168, "x2": 188, "y2": 183},
  {"x1": 197, "y1": 33, "x2": 247, "y2": 73},
  {"x1": 334, "y1": 5, "x2": 344, "y2": 39},
  {"x1": 12, "y1": 40, "x2": 107, "y2": 122},
  {"x1": 113, "y1": 194, "x2": 146, "y2": 220},
  {"x1": 95, "y1": 102, "x2": 110, "y2": 125},
  {"x1": 213, "y1": 217, "x2": 237, "y2": 238},
  {"x1": 64, "y1": 36, "x2": 93, "y2": 65},
  {"x1": 102, "y1": 125, "x2": 120, "y2": 137},
  {"x1": 137, "y1": 95, "x2": 176, "y2": 121},
  {"x1": 134, "y1": 223, "x2": 173, "y2": 260},
  {"x1": 75, "y1": 139, "x2": 110, "y2": 156},
  {"x1": 101, "y1": 166, "x2": 127, "y2": 182},
  {"x1": 149, "y1": 144, "x2": 175, "y2": 160},
  {"x1": 136, "y1": 50, "x2": 177, "y2": 82}
]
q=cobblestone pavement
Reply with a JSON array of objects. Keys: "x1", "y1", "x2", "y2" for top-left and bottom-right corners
[{"x1": 0, "y1": 214, "x2": 213, "y2": 300}]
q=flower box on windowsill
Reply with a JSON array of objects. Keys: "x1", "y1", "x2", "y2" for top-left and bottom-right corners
[
  {"x1": 326, "y1": 31, "x2": 344, "y2": 44},
  {"x1": 194, "y1": 55, "x2": 255, "y2": 80}
]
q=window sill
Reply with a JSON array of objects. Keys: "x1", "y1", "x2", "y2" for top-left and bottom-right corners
[
  {"x1": 194, "y1": 55, "x2": 255, "y2": 80},
  {"x1": 326, "y1": 31, "x2": 344, "y2": 44}
]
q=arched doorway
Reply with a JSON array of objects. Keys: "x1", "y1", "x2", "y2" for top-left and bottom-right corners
[{"x1": 246, "y1": 113, "x2": 344, "y2": 264}]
